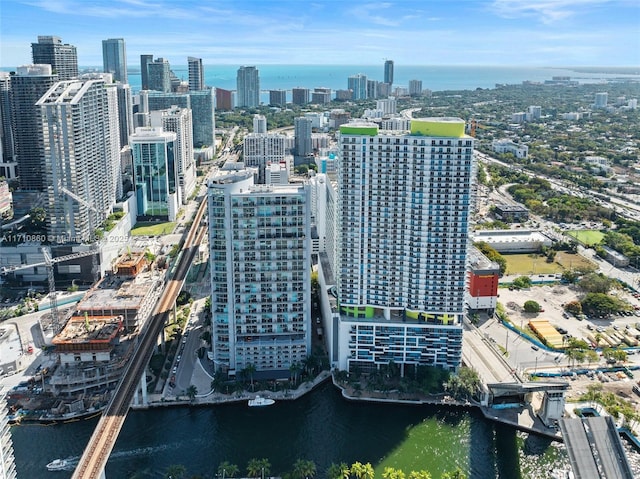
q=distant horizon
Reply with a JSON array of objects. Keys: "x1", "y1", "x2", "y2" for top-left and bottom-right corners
[{"x1": 1, "y1": 0, "x2": 639, "y2": 67}]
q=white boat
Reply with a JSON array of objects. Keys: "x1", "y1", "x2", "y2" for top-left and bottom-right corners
[
  {"x1": 248, "y1": 395, "x2": 275, "y2": 407},
  {"x1": 46, "y1": 459, "x2": 68, "y2": 471}
]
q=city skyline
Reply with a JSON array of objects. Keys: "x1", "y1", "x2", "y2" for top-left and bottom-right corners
[{"x1": 1, "y1": 0, "x2": 639, "y2": 68}]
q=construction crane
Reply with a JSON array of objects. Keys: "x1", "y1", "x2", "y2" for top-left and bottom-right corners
[{"x1": 1, "y1": 247, "x2": 100, "y2": 334}]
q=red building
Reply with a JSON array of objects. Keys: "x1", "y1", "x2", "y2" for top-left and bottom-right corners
[{"x1": 466, "y1": 247, "x2": 500, "y2": 313}]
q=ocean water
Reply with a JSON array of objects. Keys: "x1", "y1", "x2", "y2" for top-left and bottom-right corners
[{"x1": 121, "y1": 64, "x2": 640, "y2": 96}]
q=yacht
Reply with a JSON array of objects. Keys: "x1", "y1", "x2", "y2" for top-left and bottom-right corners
[
  {"x1": 46, "y1": 459, "x2": 68, "y2": 471},
  {"x1": 248, "y1": 395, "x2": 275, "y2": 407}
]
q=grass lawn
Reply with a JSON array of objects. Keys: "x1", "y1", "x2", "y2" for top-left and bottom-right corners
[
  {"x1": 504, "y1": 252, "x2": 596, "y2": 275},
  {"x1": 131, "y1": 221, "x2": 176, "y2": 236},
  {"x1": 565, "y1": 229, "x2": 605, "y2": 246}
]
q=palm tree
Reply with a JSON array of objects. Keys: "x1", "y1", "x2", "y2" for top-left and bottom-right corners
[
  {"x1": 290, "y1": 361, "x2": 302, "y2": 384},
  {"x1": 258, "y1": 458, "x2": 271, "y2": 479},
  {"x1": 247, "y1": 458, "x2": 270, "y2": 479},
  {"x1": 326, "y1": 463, "x2": 350, "y2": 479},
  {"x1": 245, "y1": 363, "x2": 256, "y2": 390},
  {"x1": 218, "y1": 461, "x2": 239, "y2": 478},
  {"x1": 441, "y1": 467, "x2": 466, "y2": 479},
  {"x1": 292, "y1": 459, "x2": 316, "y2": 479},
  {"x1": 247, "y1": 459, "x2": 262, "y2": 478},
  {"x1": 362, "y1": 463, "x2": 374, "y2": 479},
  {"x1": 383, "y1": 467, "x2": 406, "y2": 479},
  {"x1": 408, "y1": 471, "x2": 432, "y2": 479},
  {"x1": 350, "y1": 462, "x2": 373, "y2": 479},
  {"x1": 186, "y1": 385, "x2": 198, "y2": 402},
  {"x1": 350, "y1": 462, "x2": 366, "y2": 479},
  {"x1": 165, "y1": 464, "x2": 187, "y2": 479}
]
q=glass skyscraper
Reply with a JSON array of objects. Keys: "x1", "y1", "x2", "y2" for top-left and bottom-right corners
[
  {"x1": 102, "y1": 38, "x2": 128, "y2": 83},
  {"x1": 236, "y1": 66, "x2": 260, "y2": 108}
]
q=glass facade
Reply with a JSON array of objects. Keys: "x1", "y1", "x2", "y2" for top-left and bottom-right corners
[{"x1": 132, "y1": 131, "x2": 177, "y2": 218}]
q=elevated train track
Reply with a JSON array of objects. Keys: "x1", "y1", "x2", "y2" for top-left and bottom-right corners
[{"x1": 72, "y1": 199, "x2": 207, "y2": 479}]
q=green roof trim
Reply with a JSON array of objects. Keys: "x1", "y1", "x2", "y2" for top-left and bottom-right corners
[
  {"x1": 411, "y1": 118, "x2": 465, "y2": 137},
  {"x1": 340, "y1": 125, "x2": 379, "y2": 136}
]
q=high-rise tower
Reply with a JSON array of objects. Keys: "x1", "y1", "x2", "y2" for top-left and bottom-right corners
[
  {"x1": 10, "y1": 64, "x2": 58, "y2": 191},
  {"x1": 31, "y1": 36, "x2": 78, "y2": 80},
  {"x1": 208, "y1": 168, "x2": 311, "y2": 377},
  {"x1": 130, "y1": 127, "x2": 178, "y2": 221},
  {"x1": 236, "y1": 66, "x2": 260, "y2": 108},
  {"x1": 38, "y1": 78, "x2": 121, "y2": 243},
  {"x1": 0, "y1": 387, "x2": 17, "y2": 479},
  {"x1": 140, "y1": 54, "x2": 153, "y2": 90},
  {"x1": 102, "y1": 38, "x2": 128, "y2": 83},
  {"x1": 0, "y1": 73, "x2": 16, "y2": 180},
  {"x1": 384, "y1": 59, "x2": 394, "y2": 86},
  {"x1": 188, "y1": 56, "x2": 204, "y2": 91},
  {"x1": 347, "y1": 74, "x2": 367, "y2": 100},
  {"x1": 294, "y1": 116, "x2": 313, "y2": 157},
  {"x1": 335, "y1": 118, "x2": 475, "y2": 373},
  {"x1": 147, "y1": 58, "x2": 171, "y2": 93}
]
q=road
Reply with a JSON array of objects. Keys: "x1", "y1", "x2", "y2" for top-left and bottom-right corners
[{"x1": 71, "y1": 199, "x2": 208, "y2": 479}]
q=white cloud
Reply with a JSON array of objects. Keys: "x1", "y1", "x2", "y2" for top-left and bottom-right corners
[{"x1": 489, "y1": 0, "x2": 615, "y2": 24}]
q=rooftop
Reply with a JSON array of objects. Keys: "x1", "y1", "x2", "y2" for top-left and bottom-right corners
[{"x1": 53, "y1": 315, "x2": 123, "y2": 344}]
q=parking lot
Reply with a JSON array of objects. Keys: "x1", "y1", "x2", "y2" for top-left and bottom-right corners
[{"x1": 498, "y1": 282, "x2": 640, "y2": 350}]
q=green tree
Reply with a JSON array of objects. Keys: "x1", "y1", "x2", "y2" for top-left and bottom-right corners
[
  {"x1": 523, "y1": 300, "x2": 541, "y2": 313},
  {"x1": 441, "y1": 467, "x2": 466, "y2": 479},
  {"x1": 165, "y1": 464, "x2": 187, "y2": 479},
  {"x1": 218, "y1": 462, "x2": 239, "y2": 478},
  {"x1": 581, "y1": 292, "x2": 627, "y2": 316},
  {"x1": 383, "y1": 467, "x2": 407, "y2": 479},
  {"x1": 186, "y1": 385, "x2": 198, "y2": 402},
  {"x1": 326, "y1": 463, "x2": 350, "y2": 479},
  {"x1": 564, "y1": 300, "x2": 583, "y2": 315},
  {"x1": 245, "y1": 363, "x2": 256, "y2": 390},
  {"x1": 408, "y1": 471, "x2": 432, "y2": 479},
  {"x1": 603, "y1": 348, "x2": 627, "y2": 364},
  {"x1": 292, "y1": 459, "x2": 317, "y2": 479},
  {"x1": 579, "y1": 273, "x2": 614, "y2": 294},
  {"x1": 512, "y1": 276, "x2": 532, "y2": 290}
]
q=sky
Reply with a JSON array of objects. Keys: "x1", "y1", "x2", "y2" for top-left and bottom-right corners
[{"x1": 1, "y1": 0, "x2": 639, "y2": 68}]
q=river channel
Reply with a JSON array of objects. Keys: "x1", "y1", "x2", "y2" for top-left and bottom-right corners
[{"x1": 11, "y1": 382, "x2": 575, "y2": 478}]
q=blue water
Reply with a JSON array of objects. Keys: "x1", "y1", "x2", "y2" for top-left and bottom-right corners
[{"x1": 108, "y1": 64, "x2": 640, "y2": 95}]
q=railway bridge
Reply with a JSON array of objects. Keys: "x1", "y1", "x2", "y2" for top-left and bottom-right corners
[{"x1": 71, "y1": 199, "x2": 207, "y2": 479}]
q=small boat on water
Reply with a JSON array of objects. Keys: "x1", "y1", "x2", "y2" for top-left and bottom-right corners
[
  {"x1": 248, "y1": 395, "x2": 275, "y2": 407},
  {"x1": 46, "y1": 459, "x2": 68, "y2": 471}
]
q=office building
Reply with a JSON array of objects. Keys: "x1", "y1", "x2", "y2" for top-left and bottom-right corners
[
  {"x1": 142, "y1": 88, "x2": 215, "y2": 148},
  {"x1": 10, "y1": 64, "x2": 58, "y2": 191},
  {"x1": 130, "y1": 127, "x2": 179, "y2": 221},
  {"x1": 236, "y1": 66, "x2": 260, "y2": 108},
  {"x1": 216, "y1": 88, "x2": 233, "y2": 111},
  {"x1": 147, "y1": 58, "x2": 171, "y2": 93},
  {"x1": 208, "y1": 168, "x2": 311, "y2": 377},
  {"x1": 294, "y1": 117, "x2": 313, "y2": 157},
  {"x1": 253, "y1": 114, "x2": 267, "y2": 133},
  {"x1": 140, "y1": 54, "x2": 153, "y2": 90},
  {"x1": 292, "y1": 87, "x2": 310, "y2": 105},
  {"x1": 0, "y1": 73, "x2": 17, "y2": 180},
  {"x1": 347, "y1": 74, "x2": 367, "y2": 100},
  {"x1": 150, "y1": 106, "x2": 195, "y2": 204},
  {"x1": 384, "y1": 60, "x2": 394, "y2": 86},
  {"x1": 269, "y1": 89, "x2": 287, "y2": 106},
  {"x1": 38, "y1": 78, "x2": 121, "y2": 243},
  {"x1": 409, "y1": 80, "x2": 423, "y2": 96},
  {"x1": 243, "y1": 133, "x2": 286, "y2": 183},
  {"x1": 31, "y1": 36, "x2": 77, "y2": 80},
  {"x1": 594, "y1": 92, "x2": 608, "y2": 109},
  {"x1": 102, "y1": 38, "x2": 128, "y2": 83},
  {"x1": 334, "y1": 118, "x2": 475, "y2": 373},
  {"x1": 188, "y1": 56, "x2": 205, "y2": 91}
]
